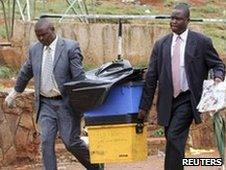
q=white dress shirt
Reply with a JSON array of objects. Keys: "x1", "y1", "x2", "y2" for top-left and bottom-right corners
[
  {"x1": 40, "y1": 36, "x2": 61, "y2": 97},
  {"x1": 171, "y1": 29, "x2": 189, "y2": 92}
]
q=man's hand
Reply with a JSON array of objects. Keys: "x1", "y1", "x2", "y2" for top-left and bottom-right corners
[
  {"x1": 137, "y1": 109, "x2": 147, "y2": 120},
  {"x1": 136, "y1": 109, "x2": 147, "y2": 134},
  {"x1": 4, "y1": 89, "x2": 19, "y2": 108},
  {"x1": 214, "y1": 77, "x2": 222, "y2": 85}
]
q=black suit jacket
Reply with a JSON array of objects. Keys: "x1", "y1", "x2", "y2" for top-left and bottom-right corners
[{"x1": 139, "y1": 30, "x2": 225, "y2": 126}]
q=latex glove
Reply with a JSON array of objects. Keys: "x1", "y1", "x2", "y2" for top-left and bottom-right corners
[{"x1": 4, "y1": 88, "x2": 20, "y2": 108}]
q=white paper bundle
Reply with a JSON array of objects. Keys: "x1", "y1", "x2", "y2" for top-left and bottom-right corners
[{"x1": 197, "y1": 79, "x2": 226, "y2": 113}]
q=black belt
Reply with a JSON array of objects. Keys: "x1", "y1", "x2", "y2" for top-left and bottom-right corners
[
  {"x1": 173, "y1": 90, "x2": 191, "y2": 100},
  {"x1": 40, "y1": 95, "x2": 62, "y2": 100}
]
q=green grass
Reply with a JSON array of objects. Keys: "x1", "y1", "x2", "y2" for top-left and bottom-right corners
[
  {"x1": 0, "y1": 66, "x2": 17, "y2": 79},
  {"x1": 164, "y1": 0, "x2": 176, "y2": 7},
  {"x1": 1, "y1": 0, "x2": 226, "y2": 55},
  {"x1": 0, "y1": 84, "x2": 4, "y2": 91},
  {"x1": 134, "y1": 62, "x2": 148, "y2": 69},
  {"x1": 83, "y1": 64, "x2": 96, "y2": 71},
  {"x1": 153, "y1": 127, "x2": 164, "y2": 137},
  {"x1": 1, "y1": 0, "x2": 226, "y2": 19},
  {"x1": 0, "y1": 25, "x2": 7, "y2": 39},
  {"x1": 203, "y1": 24, "x2": 226, "y2": 55},
  {"x1": 191, "y1": 4, "x2": 224, "y2": 18},
  {"x1": 90, "y1": 4, "x2": 155, "y2": 15},
  {"x1": 35, "y1": 1, "x2": 68, "y2": 16}
]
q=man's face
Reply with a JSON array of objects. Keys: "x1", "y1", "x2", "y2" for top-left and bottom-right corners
[
  {"x1": 170, "y1": 9, "x2": 189, "y2": 34},
  {"x1": 35, "y1": 25, "x2": 55, "y2": 46}
]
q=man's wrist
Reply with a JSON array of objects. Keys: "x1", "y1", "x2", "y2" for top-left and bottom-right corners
[
  {"x1": 138, "y1": 109, "x2": 148, "y2": 119},
  {"x1": 8, "y1": 88, "x2": 20, "y2": 99}
]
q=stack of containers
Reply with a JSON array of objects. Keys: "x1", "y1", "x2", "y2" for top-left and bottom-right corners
[
  {"x1": 64, "y1": 59, "x2": 148, "y2": 163},
  {"x1": 83, "y1": 20, "x2": 147, "y2": 163},
  {"x1": 84, "y1": 81, "x2": 148, "y2": 163}
]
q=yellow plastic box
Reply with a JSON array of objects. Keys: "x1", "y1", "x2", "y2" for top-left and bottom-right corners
[{"x1": 87, "y1": 123, "x2": 148, "y2": 163}]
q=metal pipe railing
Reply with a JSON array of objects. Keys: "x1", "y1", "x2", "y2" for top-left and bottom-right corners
[
  {"x1": 11, "y1": 0, "x2": 16, "y2": 38},
  {"x1": 39, "y1": 13, "x2": 226, "y2": 23},
  {"x1": 0, "y1": 0, "x2": 10, "y2": 41}
]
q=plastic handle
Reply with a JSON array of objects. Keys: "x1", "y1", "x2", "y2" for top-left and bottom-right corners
[{"x1": 136, "y1": 119, "x2": 144, "y2": 134}]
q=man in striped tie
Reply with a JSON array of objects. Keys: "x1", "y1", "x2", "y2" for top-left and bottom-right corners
[
  {"x1": 138, "y1": 3, "x2": 225, "y2": 170},
  {"x1": 4, "y1": 18, "x2": 103, "y2": 170}
]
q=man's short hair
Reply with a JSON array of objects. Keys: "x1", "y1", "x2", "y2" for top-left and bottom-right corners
[
  {"x1": 35, "y1": 18, "x2": 53, "y2": 30},
  {"x1": 174, "y1": 3, "x2": 190, "y2": 18}
]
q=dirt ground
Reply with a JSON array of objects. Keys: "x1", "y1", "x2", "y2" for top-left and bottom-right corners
[
  {"x1": 1, "y1": 141, "x2": 222, "y2": 170},
  {"x1": 0, "y1": 1, "x2": 225, "y2": 170},
  {"x1": 2, "y1": 153, "x2": 222, "y2": 170}
]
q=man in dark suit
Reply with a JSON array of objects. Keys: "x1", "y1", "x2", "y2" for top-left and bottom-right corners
[
  {"x1": 4, "y1": 18, "x2": 103, "y2": 170},
  {"x1": 138, "y1": 3, "x2": 225, "y2": 170}
]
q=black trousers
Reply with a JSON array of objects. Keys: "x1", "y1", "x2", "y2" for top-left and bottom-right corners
[{"x1": 164, "y1": 91, "x2": 193, "y2": 170}]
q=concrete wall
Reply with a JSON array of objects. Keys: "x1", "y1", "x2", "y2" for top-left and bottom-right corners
[{"x1": 8, "y1": 20, "x2": 202, "y2": 68}]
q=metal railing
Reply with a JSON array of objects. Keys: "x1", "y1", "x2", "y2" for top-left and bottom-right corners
[{"x1": 39, "y1": 13, "x2": 226, "y2": 23}]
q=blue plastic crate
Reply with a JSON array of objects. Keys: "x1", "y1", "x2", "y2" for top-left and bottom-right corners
[{"x1": 84, "y1": 81, "x2": 144, "y2": 117}]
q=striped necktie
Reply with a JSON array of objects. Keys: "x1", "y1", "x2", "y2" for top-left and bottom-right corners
[
  {"x1": 41, "y1": 46, "x2": 55, "y2": 94},
  {"x1": 172, "y1": 36, "x2": 181, "y2": 97}
]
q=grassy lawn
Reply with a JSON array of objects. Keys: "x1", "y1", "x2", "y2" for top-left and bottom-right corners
[
  {"x1": 203, "y1": 23, "x2": 226, "y2": 55},
  {"x1": 0, "y1": 66, "x2": 17, "y2": 79},
  {"x1": 0, "y1": 0, "x2": 226, "y2": 56},
  {"x1": 0, "y1": 0, "x2": 226, "y2": 18}
]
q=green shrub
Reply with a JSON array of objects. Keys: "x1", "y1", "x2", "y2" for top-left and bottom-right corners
[
  {"x1": 203, "y1": 24, "x2": 226, "y2": 54},
  {"x1": 0, "y1": 84, "x2": 4, "y2": 91},
  {"x1": 0, "y1": 66, "x2": 16, "y2": 79},
  {"x1": 0, "y1": 25, "x2": 7, "y2": 39},
  {"x1": 83, "y1": 64, "x2": 96, "y2": 71},
  {"x1": 153, "y1": 127, "x2": 164, "y2": 137}
]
